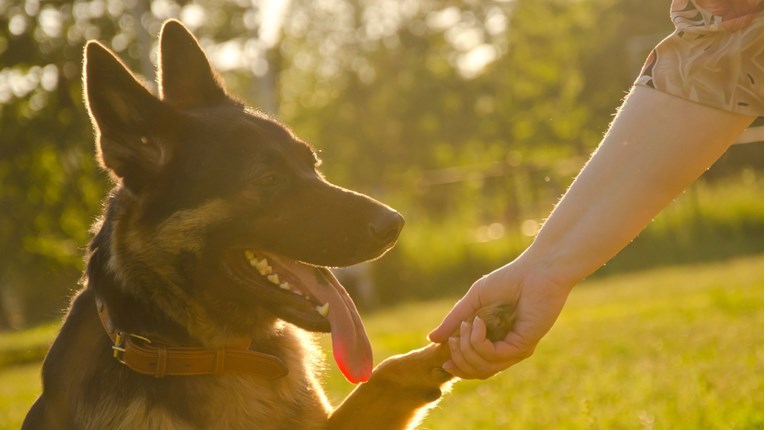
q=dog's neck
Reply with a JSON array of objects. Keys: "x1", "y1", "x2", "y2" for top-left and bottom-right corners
[
  {"x1": 86, "y1": 212, "x2": 203, "y2": 347},
  {"x1": 86, "y1": 226, "x2": 291, "y2": 379},
  {"x1": 92, "y1": 290, "x2": 289, "y2": 378}
]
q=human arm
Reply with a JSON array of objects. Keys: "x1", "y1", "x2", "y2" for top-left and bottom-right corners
[{"x1": 428, "y1": 86, "x2": 756, "y2": 379}]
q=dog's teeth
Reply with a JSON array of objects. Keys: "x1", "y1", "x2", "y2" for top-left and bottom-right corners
[
  {"x1": 244, "y1": 250, "x2": 255, "y2": 261},
  {"x1": 316, "y1": 303, "x2": 330, "y2": 317},
  {"x1": 267, "y1": 274, "x2": 280, "y2": 285},
  {"x1": 279, "y1": 282, "x2": 291, "y2": 290},
  {"x1": 254, "y1": 259, "x2": 272, "y2": 276}
]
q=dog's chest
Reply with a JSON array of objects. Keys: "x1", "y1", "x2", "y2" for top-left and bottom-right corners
[
  {"x1": 198, "y1": 374, "x2": 330, "y2": 429},
  {"x1": 79, "y1": 373, "x2": 329, "y2": 430}
]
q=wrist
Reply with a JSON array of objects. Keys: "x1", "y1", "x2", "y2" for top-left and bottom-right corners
[{"x1": 514, "y1": 238, "x2": 588, "y2": 292}]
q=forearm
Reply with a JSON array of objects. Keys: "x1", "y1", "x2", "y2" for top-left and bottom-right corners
[{"x1": 523, "y1": 86, "x2": 755, "y2": 286}]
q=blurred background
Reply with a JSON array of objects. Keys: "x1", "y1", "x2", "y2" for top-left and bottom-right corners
[
  {"x1": 0, "y1": 0, "x2": 761, "y2": 327},
  {"x1": 1, "y1": 1, "x2": 763, "y2": 428}
]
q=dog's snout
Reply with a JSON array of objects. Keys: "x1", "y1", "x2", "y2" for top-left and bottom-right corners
[{"x1": 368, "y1": 210, "x2": 404, "y2": 244}]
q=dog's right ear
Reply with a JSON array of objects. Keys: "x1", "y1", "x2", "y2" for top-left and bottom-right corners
[
  {"x1": 158, "y1": 19, "x2": 230, "y2": 109},
  {"x1": 84, "y1": 41, "x2": 178, "y2": 193}
]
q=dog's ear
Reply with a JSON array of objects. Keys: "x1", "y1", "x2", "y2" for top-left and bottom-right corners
[
  {"x1": 84, "y1": 41, "x2": 178, "y2": 193},
  {"x1": 158, "y1": 19, "x2": 230, "y2": 109}
]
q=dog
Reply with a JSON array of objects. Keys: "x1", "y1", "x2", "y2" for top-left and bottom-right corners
[{"x1": 22, "y1": 20, "x2": 512, "y2": 430}]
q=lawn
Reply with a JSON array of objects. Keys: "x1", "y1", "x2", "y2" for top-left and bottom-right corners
[{"x1": 1, "y1": 256, "x2": 762, "y2": 429}]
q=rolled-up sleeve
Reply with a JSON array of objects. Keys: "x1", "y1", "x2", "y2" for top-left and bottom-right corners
[{"x1": 635, "y1": 0, "x2": 763, "y2": 116}]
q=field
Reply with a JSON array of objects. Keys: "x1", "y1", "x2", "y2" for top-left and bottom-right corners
[{"x1": 1, "y1": 256, "x2": 762, "y2": 429}]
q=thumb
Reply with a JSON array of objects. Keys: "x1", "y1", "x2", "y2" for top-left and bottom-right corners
[{"x1": 428, "y1": 295, "x2": 480, "y2": 343}]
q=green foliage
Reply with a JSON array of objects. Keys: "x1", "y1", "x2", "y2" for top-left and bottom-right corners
[
  {"x1": 278, "y1": 0, "x2": 673, "y2": 215},
  {"x1": 371, "y1": 171, "x2": 763, "y2": 304},
  {"x1": 603, "y1": 170, "x2": 764, "y2": 275},
  {"x1": 1, "y1": 256, "x2": 760, "y2": 429},
  {"x1": 0, "y1": 322, "x2": 57, "y2": 368},
  {"x1": 0, "y1": 1, "x2": 110, "y2": 322}
]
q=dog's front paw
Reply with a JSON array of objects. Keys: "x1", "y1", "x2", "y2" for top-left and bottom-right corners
[
  {"x1": 367, "y1": 343, "x2": 453, "y2": 403},
  {"x1": 328, "y1": 344, "x2": 455, "y2": 429},
  {"x1": 476, "y1": 303, "x2": 516, "y2": 342},
  {"x1": 359, "y1": 303, "x2": 517, "y2": 408}
]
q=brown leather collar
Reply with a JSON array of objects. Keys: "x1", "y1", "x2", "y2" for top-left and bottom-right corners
[{"x1": 95, "y1": 295, "x2": 288, "y2": 379}]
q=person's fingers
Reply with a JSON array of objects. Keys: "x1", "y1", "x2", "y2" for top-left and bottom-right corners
[
  {"x1": 447, "y1": 321, "x2": 539, "y2": 379},
  {"x1": 428, "y1": 293, "x2": 481, "y2": 343},
  {"x1": 446, "y1": 338, "x2": 520, "y2": 380},
  {"x1": 454, "y1": 323, "x2": 482, "y2": 374},
  {"x1": 456, "y1": 319, "x2": 495, "y2": 370},
  {"x1": 446, "y1": 320, "x2": 508, "y2": 379},
  {"x1": 445, "y1": 336, "x2": 480, "y2": 377},
  {"x1": 469, "y1": 316, "x2": 496, "y2": 357},
  {"x1": 429, "y1": 265, "x2": 521, "y2": 343},
  {"x1": 440, "y1": 318, "x2": 489, "y2": 377}
]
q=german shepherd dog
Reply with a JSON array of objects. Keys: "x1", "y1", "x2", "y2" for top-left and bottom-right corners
[{"x1": 23, "y1": 20, "x2": 512, "y2": 430}]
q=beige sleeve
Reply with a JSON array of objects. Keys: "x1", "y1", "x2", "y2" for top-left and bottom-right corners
[{"x1": 635, "y1": 0, "x2": 763, "y2": 117}]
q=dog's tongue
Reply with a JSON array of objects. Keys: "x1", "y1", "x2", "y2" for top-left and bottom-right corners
[
  {"x1": 264, "y1": 254, "x2": 373, "y2": 383},
  {"x1": 315, "y1": 267, "x2": 373, "y2": 383}
]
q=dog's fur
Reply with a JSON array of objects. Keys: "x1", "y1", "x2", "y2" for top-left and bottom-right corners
[{"x1": 22, "y1": 21, "x2": 511, "y2": 430}]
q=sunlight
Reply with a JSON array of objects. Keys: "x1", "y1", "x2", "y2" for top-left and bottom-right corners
[
  {"x1": 426, "y1": 7, "x2": 461, "y2": 31},
  {"x1": 475, "y1": 222, "x2": 506, "y2": 243},
  {"x1": 456, "y1": 43, "x2": 499, "y2": 79},
  {"x1": 207, "y1": 0, "x2": 291, "y2": 74},
  {"x1": 8, "y1": 15, "x2": 27, "y2": 36},
  {"x1": 38, "y1": 8, "x2": 63, "y2": 38},
  {"x1": 521, "y1": 219, "x2": 541, "y2": 237},
  {"x1": 211, "y1": 40, "x2": 245, "y2": 71},
  {"x1": 179, "y1": 4, "x2": 206, "y2": 29},
  {"x1": 259, "y1": 0, "x2": 291, "y2": 49},
  {"x1": 436, "y1": 7, "x2": 504, "y2": 79}
]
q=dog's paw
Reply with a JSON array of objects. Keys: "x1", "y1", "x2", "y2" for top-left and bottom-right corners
[
  {"x1": 368, "y1": 343, "x2": 453, "y2": 396},
  {"x1": 476, "y1": 303, "x2": 516, "y2": 342},
  {"x1": 359, "y1": 303, "x2": 516, "y2": 408}
]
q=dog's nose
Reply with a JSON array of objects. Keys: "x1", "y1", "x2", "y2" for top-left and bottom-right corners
[{"x1": 368, "y1": 210, "x2": 405, "y2": 244}]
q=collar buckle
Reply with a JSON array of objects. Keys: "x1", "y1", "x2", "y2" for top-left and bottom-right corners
[{"x1": 112, "y1": 331, "x2": 152, "y2": 364}]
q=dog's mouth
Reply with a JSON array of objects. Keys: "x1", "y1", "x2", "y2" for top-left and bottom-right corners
[{"x1": 222, "y1": 248, "x2": 372, "y2": 383}]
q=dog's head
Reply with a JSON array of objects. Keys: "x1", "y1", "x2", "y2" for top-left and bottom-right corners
[{"x1": 83, "y1": 20, "x2": 402, "y2": 383}]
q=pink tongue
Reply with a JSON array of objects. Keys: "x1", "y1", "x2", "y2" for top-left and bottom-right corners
[
  {"x1": 319, "y1": 268, "x2": 373, "y2": 383},
  {"x1": 264, "y1": 254, "x2": 373, "y2": 383}
]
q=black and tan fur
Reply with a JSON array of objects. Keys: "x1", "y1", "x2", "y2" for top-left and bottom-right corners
[{"x1": 22, "y1": 20, "x2": 511, "y2": 430}]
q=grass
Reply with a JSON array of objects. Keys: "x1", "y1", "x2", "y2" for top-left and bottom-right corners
[
  {"x1": 0, "y1": 364, "x2": 40, "y2": 428},
  {"x1": 326, "y1": 255, "x2": 764, "y2": 429},
  {"x1": 0, "y1": 255, "x2": 762, "y2": 429}
]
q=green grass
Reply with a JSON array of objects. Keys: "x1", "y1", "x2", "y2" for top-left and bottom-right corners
[
  {"x1": 325, "y1": 255, "x2": 764, "y2": 429},
  {"x1": 0, "y1": 364, "x2": 40, "y2": 428},
  {"x1": 1, "y1": 256, "x2": 762, "y2": 429}
]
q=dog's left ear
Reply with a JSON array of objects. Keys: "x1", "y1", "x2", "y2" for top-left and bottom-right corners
[
  {"x1": 158, "y1": 19, "x2": 230, "y2": 109},
  {"x1": 84, "y1": 41, "x2": 178, "y2": 193}
]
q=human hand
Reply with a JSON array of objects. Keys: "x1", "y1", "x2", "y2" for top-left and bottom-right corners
[{"x1": 428, "y1": 258, "x2": 572, "y2": 379}]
